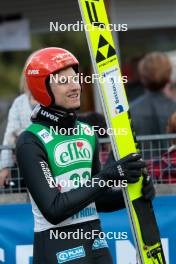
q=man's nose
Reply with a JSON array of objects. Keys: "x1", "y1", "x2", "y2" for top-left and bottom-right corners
[{"x1": 70, "y1": 80, "x2": 81, "y2": 90}]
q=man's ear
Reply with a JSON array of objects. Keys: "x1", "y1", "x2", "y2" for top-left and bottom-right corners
[{"x1": 45, "y1": 76, "x2": 55, "y2": 107}]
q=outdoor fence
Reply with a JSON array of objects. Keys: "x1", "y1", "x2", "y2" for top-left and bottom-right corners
[{"x1": 1, "y1": 134, "x2": 176, "y2": 201}]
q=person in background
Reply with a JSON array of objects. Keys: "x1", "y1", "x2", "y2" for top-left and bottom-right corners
[
  {"x1": 130, "y1": 52, "x2": 176, "y2": 135},
  {"x1": 123, "y1": 56, "x2": 145, "y2": 102},
  {"x1": 0, "y1": 74, "x2": 37, "y2": 187},
  {"x1": 166, "y1": 52, "x2": 176, "y2": 102},
  {"x1": 148, "y1": 112, "x2": 176, "y2": 183}
]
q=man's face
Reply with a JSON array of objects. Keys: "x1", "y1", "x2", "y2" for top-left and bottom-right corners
[{"x1": 50, "y1": 67, "x2": 81, "y2": 109}]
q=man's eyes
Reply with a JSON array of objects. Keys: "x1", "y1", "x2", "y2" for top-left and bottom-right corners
[
  {"x1": 73, "y1": 75, "x2": 79, "y2": 83},
  {"x1": 57, "y1": 75, "x2": 79, "y2": 84},
  {"x1": 58, "y1": 76, "x2": 68, "y2": 84}
]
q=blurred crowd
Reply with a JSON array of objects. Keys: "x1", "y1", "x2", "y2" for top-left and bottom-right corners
[{"x1": 1, "y1": 51, "x2": 176, "y2": 190}]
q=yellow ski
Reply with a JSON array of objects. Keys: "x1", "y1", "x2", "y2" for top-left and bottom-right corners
[{"x1": 78, "y1": 0, "x2": 166, "y2": 263}]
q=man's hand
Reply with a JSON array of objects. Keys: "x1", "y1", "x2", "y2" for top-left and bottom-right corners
[
  {"x1": 100, "y1": 153, "x2": 146, "y2": 183},
  {"x1": 0, "y1": 168, "x2": 10, "y2": 187}
]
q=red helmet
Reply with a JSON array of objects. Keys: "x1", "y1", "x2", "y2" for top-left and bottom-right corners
[{"x1": 24, "y1": 47, "x2": 79, "y2": 107}]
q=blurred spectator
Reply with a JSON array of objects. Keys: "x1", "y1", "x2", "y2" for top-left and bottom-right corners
[
  {"x1": 0, "y1": 74, "x2": 37, "y2": 188},
  {"x1": 130, "y1": 52, "x2": 176, "y2": 135},
  {"x1": 0, "y1": 99, "x2": 12, "y2": 144},
  {"x1": 77, "y1": 112, "x2": 111, "y2": 165},
  {"x1": 148, "y1": 112, "x2": 176, "y2": 183},
  {"x1": 123, "y1": 56, "x2": 145, "y2": 102},
  {"x1": 166, "y1": 50, "x2": 176, "y2": 101}
]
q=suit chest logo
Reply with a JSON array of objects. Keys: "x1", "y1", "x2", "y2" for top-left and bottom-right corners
[{"x1": 54, "y1": 139, "x2": 92, "y2": 167}]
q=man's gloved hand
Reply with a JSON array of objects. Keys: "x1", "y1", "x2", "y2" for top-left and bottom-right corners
[
  {"x1": 100, "y1": 153, "x2": 145, "y2": 183},
  {"x1": 142, "y1": 168, "x2": 155, "y2": 200}
]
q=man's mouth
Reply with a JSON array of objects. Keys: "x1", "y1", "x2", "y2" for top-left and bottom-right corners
[{"x1": 68, "y1": 93, "x2": 79, "y2": 99}]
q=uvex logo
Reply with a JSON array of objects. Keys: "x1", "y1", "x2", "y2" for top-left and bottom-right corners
[
  {"x1": 28, "y1": 69, "x2": 39, "y2": 75},
  {"x1": 41, "y1": 110, "x2": 59, "y2": 122},
  {"x1": 54, "y1": 139, "x2": 92, "y2": 167}
]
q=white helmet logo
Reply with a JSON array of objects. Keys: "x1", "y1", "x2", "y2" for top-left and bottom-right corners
[
  {"x1": 28, "y1": 69, "x2": 39, "y2": 75},
  {"x1": 51, "y1": 53, "x2": 70, "y2": 61}
]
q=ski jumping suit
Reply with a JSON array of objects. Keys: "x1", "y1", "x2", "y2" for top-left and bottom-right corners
[{"x1": 16, "y1": 105, "x2": 126, "y2": 264}]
